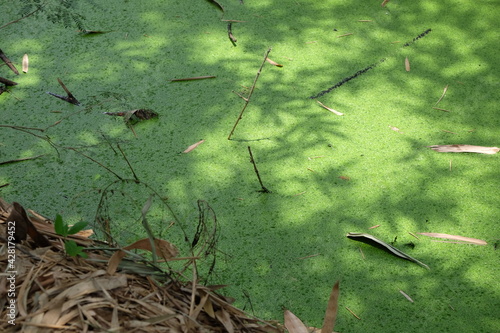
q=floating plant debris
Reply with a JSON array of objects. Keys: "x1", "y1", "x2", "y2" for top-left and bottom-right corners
[
  {"x1": 22, "y1": 54, "x2": 29, "y2": 73},
  {"x1": 427, "y1": 145, "x2": 499, "y2": 154},
  {"x1": 47, "y1": 78, "x2": 80, "y2": 105},
  {"x1": 0, "y1": 48, "x2": 19, "y2": 75},
  {"x1": 347, "y1": 232, "x2": 430, "y2": 269}
]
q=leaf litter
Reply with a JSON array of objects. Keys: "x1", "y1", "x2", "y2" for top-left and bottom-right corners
[{"x1": 0, "y1": 198, "x2": 282, "y2": 332}]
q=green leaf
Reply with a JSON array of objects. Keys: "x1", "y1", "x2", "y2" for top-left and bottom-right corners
[
  {"x1": 64, "y1": 240, "x2": 88, "y2": 258},
  {"x1": 54, "y1": 214, "x2": 68, "y2": 237},
  {"x1": 67, "y1": 221, "x2": 88, "y2": 235}
]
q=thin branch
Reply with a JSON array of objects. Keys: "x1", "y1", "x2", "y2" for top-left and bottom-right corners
[
  {"x1": 117, "y1": 143, "x2": 139, "y2": 181},
  {"x1": 247, "y1": 146, "x2": 270, "y2": 193},
  {"x1": 228, "y1": 47, "x2": 272, "y2": 140},
  {"x1": 65, "y1": 147, "x2": 123, "y2": 180},
  {"x1": 0, "y1": 6, "x2": 42, "y2": 31}
]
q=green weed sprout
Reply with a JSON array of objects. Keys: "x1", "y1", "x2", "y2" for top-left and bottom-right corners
[{"x1": 54, "y1": 214, "x2": 88, "y2": 258}]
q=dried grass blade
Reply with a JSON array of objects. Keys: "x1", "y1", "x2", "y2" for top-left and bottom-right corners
[
  {"x1": 284, "y1": 309, "x2": 309, "y2": 333},
  {"x1": 417, "y1": 232, "x2": 487, "y2": 245},
  {"x1": 317, "y1": 100, "x2": 343, "y2": 116},
  {"x1": 321, "y1": 280, "x2": 340, "y2": 333},
  {"x1": 169, "y1": 76, "x2": 216, "y2": 81},
  {"x1": 183, "y1": 139, "x2": 205, "y2": 153},
  {"x1": 399, "y1": 290, "x2": 414, "y2": 302},
  {"x1": 427, "y1": 144, "x2": 499, "y2": 154},
  {"x1": 435, "y1": 84, "x2": 449, "y2": 105}
]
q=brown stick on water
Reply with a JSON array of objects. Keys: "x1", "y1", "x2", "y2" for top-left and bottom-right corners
[
  {"x1": 247, "y1": 146, "x2": 271, "y2": 193},
  {"x1": 228, "y1": 47, "x2": 272, "y2": 140}
]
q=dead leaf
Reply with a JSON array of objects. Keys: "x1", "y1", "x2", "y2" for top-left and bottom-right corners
[
  {"x1": 339, "y1": 176, "x2": 350, "y2": 181},
  {"x1": 22, "y1": 54, "x2": 29, "y2": 73},
  {"x1": 417, "y1": 232, "x2": 487, "y2": 245},
  {"x1": 7, "y1": 202, "x2": 51, "y2": 247},
  {"x1": 321, "y1": 281, "x2": 340, "y2": 333},
  {"x1": 427, "y1": 145, "x2": 499, "y2": 154},
  {"x1": 347, "y1": 232, "x2": 430, "y2": 269},
  {"x1": 183, "y1": 139, "x2": 205, "y2": 153},
  {"x1": 266, "y1": 57, "x2": 283, "y2": 67},
  {"x1": 284, "y1": 309, "x2": 309, "y2": 333},
  {"x1": 405, "y1": 57, "x2": 410, "y2": 72}
]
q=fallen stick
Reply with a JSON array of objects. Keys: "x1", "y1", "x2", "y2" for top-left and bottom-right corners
[
  {"x1": 427, "y1": 144, "x2": 499, "y2": 154},
  {"x1": 228, "y1": 47, "x2": 272, "y2": 140},
  {"x1": 247, "y1": 146, "x2": 271, "y2": 193}
]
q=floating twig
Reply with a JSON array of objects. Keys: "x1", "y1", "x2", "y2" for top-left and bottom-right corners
[
  {"x1": 337, "y1": 33, "x2": 353, "y2": 38},
  {"x1": 228, "y1": 47, "x2": 272, "y2": 140},
  {"x1": 0, "y1": 154, "x2": 46, "y2": 166},
  {"x1": 247, "y1": 146, "x2": 271, "y2": 193},
  {"x1": 117, "y1": 144, "x2": 139, "y2": 181},
  {"x1": 169, "y1": 75, "x2": 216, "y2": 81},
  {"x1": 228, "y1": 22, "x2": 237, "y2": 44},
  {"x1": 432, "y1": 107, "x2": 450, "y2": 112},
  {"x1": 345, "y1": 306, "x2": 361, "y2": 320},
  {"x1": 47, "y1": 78, "x2": 81, "y2": 105},
  {"x1": 310, "y1": 29, "x2": 431, "y2": 99},
  {"x1": 0, "y1": 77, "x2": 18, "y2": 86},
  {"x1": 0, "y1": 48, "x2": 19, "y2": 75}
]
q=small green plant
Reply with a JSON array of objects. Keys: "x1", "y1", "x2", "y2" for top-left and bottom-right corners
[{"x1": 54, "y1": 214, "x2": 88, "y2": 258}]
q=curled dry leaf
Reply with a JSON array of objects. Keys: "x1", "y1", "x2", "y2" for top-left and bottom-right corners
[
  {"x1": 347, "y1": 232, "x2": 430, "y2": 269},
  {"x1": 418, "y1": 232, "x2": 487, "y2": 245},
  {"x1": 427, "y1": 145, "x2": 499, "y2": 154},
  {"x1": 266, "y1": 57, "x2": 283, "y2": 67},
  {"x1": 284, "y1": 309, "x2": 309, "y2": 333},
  {"x1": 183, "y1": 139, "x2": 205, "y2": 153}
]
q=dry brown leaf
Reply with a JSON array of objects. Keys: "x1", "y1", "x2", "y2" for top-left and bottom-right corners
[
  {"x1": 107, "y1": 238, "x2": 178, "y2": 274},
  {"x1": 321, "y1": 281, "x2": 340, "y2": 333},
  {"x1": 427, "y1": 145, "x2": 499, "y2": 154},
  {"x1": 284, "y1": 309, "x2": 309, "y2": 333},
  {"x1": 418, "y1": 232, "x2": 487, "y2": 245},
  {"x1": 266, "y1": 57, "x2": 283, "y2": 67},
  {"x1": 183, "y1": 139, "x2": 205, "y2": 153},
  {"x1": 405, "y1": 57, "x2": 410, "y2": 72},
  {"x1": 22, "y1": 54, "x2": 29, "y2": 73},
  {"x1": 215, "y1": 309, "x2": 234, "y2": 333}
]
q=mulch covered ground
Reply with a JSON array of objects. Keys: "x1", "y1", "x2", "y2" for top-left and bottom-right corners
[{"x1": 0, "y1": 198, "x2": 283, "y2": 332}]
